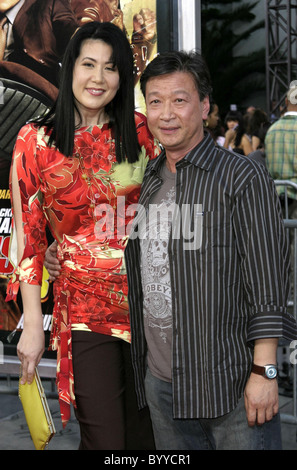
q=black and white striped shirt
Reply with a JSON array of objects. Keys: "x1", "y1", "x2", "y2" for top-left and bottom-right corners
[{"x1": 125, "y1": 131, "x2": 297, "y2": 419}]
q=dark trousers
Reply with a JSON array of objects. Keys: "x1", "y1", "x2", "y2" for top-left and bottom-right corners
[{"x1": 72, "y1": 330, "x2": 155, "y2": 450}]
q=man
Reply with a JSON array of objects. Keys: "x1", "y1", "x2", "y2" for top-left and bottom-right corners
[
  {"x1": 265, "y1": 84, "x2": 297, "y2": 218},
  {"x1": 124, "y1": 51, "x2": 297, "y2": 450},
  {"x1": 0, "y1": 0, "x2": 78, "y2": 87},
  {"x1": 45, "y1": 51, "x2": 297, "y2": 450}
]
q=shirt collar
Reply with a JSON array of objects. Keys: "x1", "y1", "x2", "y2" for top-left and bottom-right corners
[
  {"x1": 5, "y1": 0, "x2": 24, "y2": 24},
  {"x1": 147, "y1": 131, "x2": 216, "y2": 175},
  {"x1": 283, "y1": 111, "x2": 297, "y2": 117}
]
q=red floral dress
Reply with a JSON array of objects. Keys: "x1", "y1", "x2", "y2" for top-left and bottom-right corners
[{"x1": 6, "y1": 112, "x2": 159, "y2": 426}]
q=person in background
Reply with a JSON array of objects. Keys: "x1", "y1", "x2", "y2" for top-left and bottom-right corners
[
  {"x1": 0, "y1": 0, "x2": 78, "y2": 87},
  {"x1": 265, "y1": 85, "x2": 297, "y2": 219},
  {"x1": 247, "y1": 121, "x2": 272, "y2": 167},
  {"x1": 223, "y1": 109, "x2": 253, "y2": 155},
  {"x1": 6, "y1": 21, "x2": 158, "y2": 450},
  {"x1": 204, "y1": 100, "x2": 225, "y2": 146},
  {"x1": 247, "y1": 108, "x2": 269, "y2": 152}
]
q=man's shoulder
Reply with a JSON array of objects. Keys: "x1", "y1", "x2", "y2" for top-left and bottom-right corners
[
  {"x1": 211, "y1": 144, "x2": 256, "y2": 170},
  {"x1": 212, "y1": 145, "x2": 271, "y2": 188},
  {"x1": 267, "y1": 115, "x2": 297, "y2": 134}
]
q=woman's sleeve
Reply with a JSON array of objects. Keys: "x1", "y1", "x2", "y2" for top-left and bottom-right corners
[{"x1": 6, "y1": 125, "x2": 48, "y2": 301}]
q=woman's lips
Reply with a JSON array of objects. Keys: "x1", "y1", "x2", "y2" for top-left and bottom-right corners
[{"x1": 87, "y1": 88, "x2": 105, "y2": 96}]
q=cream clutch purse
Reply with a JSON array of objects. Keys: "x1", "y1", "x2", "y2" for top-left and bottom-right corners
[{"x1": 19, "y1": 368, "x2": 56, "y2": 450}]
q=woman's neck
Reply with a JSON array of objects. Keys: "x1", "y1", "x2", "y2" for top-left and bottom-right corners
[{"x1": 75, "y1": 110, "x2": 109, "y2": 127}]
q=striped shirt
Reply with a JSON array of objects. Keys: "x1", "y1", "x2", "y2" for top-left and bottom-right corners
[
  {"x1": 265, "y1": 113, "x2": 297, "y2": 200},
  {"x1": 125, "y1": 131, "x2": 297, "y2": 419}
]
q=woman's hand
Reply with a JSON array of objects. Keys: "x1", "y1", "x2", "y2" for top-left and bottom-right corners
[
  {"x1": 223, "y1": 128, "x2": 236, "y2": 148},
  {"x1": 17, "y1": 316, "x2": 45, "y2": 385}
]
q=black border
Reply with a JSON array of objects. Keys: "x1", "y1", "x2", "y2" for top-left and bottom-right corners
[{"x1": 157, "y1": 0, "x2": 178, "y2": 52}]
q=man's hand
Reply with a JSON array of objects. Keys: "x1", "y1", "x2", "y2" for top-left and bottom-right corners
[
  {"x1": 44, "y1": 241, "x2": 61, "y2": 281},
  {"x1": 244, "y1": 373, "x2": 279, "y2": 426}
]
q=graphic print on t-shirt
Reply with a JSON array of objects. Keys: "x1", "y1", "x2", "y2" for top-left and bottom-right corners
[
  {"x1": 142, "y1": 186, "x2": 175, "y2": 343},
  {"x1": 139, "y1": 163, "x2": 176, "y2": 381}
]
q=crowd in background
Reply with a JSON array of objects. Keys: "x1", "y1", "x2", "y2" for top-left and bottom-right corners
[
  {"x1": 205, "y1": 87, "x2": 297, "y2": 222},
  {"x1": 204, "y1": 101, "x2": 273, "y2": 164}
]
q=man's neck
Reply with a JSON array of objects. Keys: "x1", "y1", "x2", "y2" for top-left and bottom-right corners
[{"x1": 164, "y1": 134, "x2": 204, "y2": 173}]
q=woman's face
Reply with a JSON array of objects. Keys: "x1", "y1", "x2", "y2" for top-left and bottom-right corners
[
  {"x1": 72, "y1": 39, "x2": 120, "y2": 123},
  {"x1": 226, "y1": 119, "x2": 239, "y2": 130}
]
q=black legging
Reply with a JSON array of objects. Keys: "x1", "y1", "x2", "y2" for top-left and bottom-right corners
[{"x1": 72, "y1": 330, "x2": 155, "y2": 450}]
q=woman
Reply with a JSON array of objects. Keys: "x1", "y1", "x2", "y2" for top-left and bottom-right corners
[
  {"x1": 223, "y1": 109, "x2": 252, "y2": 156},
  {"x1": 247, "y1": 108, "x2": 269, "y2": 151},
  {"x1": 6, "y1": 21, "x2": 158, "y2": 449},
  {"x1": 204, "y1": 101, "x2": 225, "y2": 146}
]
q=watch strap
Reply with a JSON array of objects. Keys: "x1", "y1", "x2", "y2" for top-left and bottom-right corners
[
  {"x1": 251, "y1": 363, "x2": 266, "y2": 376},
  {"x1": 251, "y1": 363, "x2": 277, "y2": 378}
]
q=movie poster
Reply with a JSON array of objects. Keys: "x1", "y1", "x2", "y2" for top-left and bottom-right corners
[{"x1": 0, "y1": 0, "x2": 157, "y2": 345}]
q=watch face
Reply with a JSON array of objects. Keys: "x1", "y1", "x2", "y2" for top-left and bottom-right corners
[{"x1": 266, "y1": 366, "x2": 277, "y2": 379}]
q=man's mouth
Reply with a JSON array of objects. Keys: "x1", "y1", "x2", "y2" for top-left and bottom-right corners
[{"x1": 160, "y1": 127, "x2": 179, "y2": 134}]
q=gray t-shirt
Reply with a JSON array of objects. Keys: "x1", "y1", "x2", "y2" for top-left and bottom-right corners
[{"x1": 139, "y1": 162, "x2": 175, "y2": 382}]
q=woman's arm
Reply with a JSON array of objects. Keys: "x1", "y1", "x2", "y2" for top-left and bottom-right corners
[
  {"x1": 11, "y1": 140, "x2": 45, "y2": 384},
  {"x1": 241, "y1": 134, "x2": 253, "y2": 155},
  {"x1": 18, "y1": 284, "x2": 45, "y2": 384}
]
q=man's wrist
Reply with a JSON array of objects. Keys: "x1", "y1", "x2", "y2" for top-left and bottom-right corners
[{"x1": 251, "y1": 363, "x2": 278, "y2": 379}]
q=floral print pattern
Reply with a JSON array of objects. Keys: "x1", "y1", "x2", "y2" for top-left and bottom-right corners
[{"x1": 6, "y1": 112, "x2": 159, "y2": 426}]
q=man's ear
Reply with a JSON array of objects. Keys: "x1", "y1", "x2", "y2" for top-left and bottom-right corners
[{"x1": 202, "y1": 96, "x2": 210, "y2": 121}]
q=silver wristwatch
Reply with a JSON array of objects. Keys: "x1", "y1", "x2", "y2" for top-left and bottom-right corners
[{"x1": 251, "y1": 363, "x2": 278, "y2": 379}]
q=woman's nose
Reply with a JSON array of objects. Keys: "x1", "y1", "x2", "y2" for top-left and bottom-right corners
[{"x1": 92, "y1": 67, "x2": 104, "y2": 83}]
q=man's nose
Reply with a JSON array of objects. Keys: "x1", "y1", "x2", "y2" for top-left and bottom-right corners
[{"x1": 160, "y1": 102, "x2": 174, "y2": 119}]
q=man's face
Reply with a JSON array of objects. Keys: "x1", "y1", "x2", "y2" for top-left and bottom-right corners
[
  {"x1": 145, "y1": 71, "x2": 209, "y2": 164},
  {"x1": 0, "y1": 0, "x2": 20, "y2": 14}
]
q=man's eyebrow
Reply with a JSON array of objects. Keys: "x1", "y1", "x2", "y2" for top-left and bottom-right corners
[{"x1": 147, "y1": 89, "x2": 191, "y2": 97}]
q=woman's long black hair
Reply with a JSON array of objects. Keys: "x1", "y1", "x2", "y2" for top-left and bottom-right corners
[
  {"x1": 224, "y1": 110, "x2": 245, "y2": 149},
  {"x1": 38, "y1": 21, "x2": 140, "y2": 164}
]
